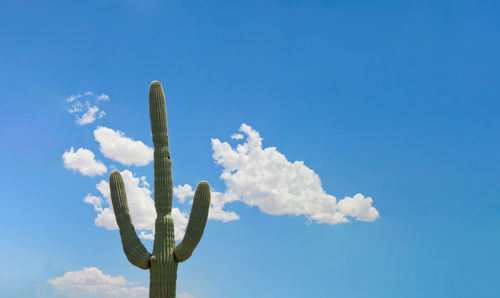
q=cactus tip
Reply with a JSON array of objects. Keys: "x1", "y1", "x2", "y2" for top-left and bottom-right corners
[{"x1": 150, "y1": 80, "x2": 162, "y2": 88}]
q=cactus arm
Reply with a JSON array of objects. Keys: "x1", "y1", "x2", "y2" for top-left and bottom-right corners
[
  {"x1": 109, "y1": 170, "x2": 151, "y2": 269},
  {"x1": 149, "y1": 81, "x2": 173, "y2": 213},
  {"x1": 174, "y1": 181, "x2": 211, "y2": 262}
]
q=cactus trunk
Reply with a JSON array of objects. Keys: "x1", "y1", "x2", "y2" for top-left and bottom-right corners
[
  {"x1": 109, "y1": 81, "x2": 211, "y2": 298},
  {"x1": 150, "y1": 213, "x2": 177, "y2": 298}
]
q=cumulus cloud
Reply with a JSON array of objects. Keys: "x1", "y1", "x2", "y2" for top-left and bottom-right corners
[
  {"x1": 66, "y1": 92, "x2": 110, "y2": 125},
  {"x1": 94, "y1": 127, "x2": 154, "y2": 167},
  {"x1": 85, "y1": 170, "x2": 189, "y2": 240},
  {"x1": 63, "y1": 147, "x2": 107, "y2": 177},
  {"x1": 48, "y1": 267, "x2": 148, "y2": 298},
  {"x1": 177, "y1": 124, "x2": 379, "y2": 225}
]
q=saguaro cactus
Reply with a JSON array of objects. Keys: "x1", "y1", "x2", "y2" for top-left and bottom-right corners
[{"x1": 109, "y1": 81, "x2": 211, "y2": 298}]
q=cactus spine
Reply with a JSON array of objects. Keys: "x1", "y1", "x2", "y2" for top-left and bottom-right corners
[{"x1": 109, "y1": 81, "x2": 211, "y2": 298}]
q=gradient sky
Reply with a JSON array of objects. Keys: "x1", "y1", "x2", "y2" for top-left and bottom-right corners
[{"x1": 1, "y1": 1, "x2": 499, "y2": 298}]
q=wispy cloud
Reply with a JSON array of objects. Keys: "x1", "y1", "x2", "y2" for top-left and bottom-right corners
[
  {"x1": 48, "y1": 267, "x2": 148, "y2": 298},
  {"x1": 62, "y1": 147, "x2": 107, "y2": 177},
  {"x1": 66, "y1": 91, "x2": 110, "y2": 125},
  {"x1": 96, "y1": 93, "x2": 109, "y2": 102},
  {"x1": 66, "y1": 93, "x2": 82, "y2": 103},
  {"x1": 76, "y1": 104, "x2": 104, "y2": 125}
]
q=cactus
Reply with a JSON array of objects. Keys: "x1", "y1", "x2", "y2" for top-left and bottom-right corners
[{"x1": 109, "y1": 81, "x2": 211, "y2": 298}]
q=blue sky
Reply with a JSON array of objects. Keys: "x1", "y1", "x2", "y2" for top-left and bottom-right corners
[{"x1": 1, "y1": 0, "x2": 499, "y2": 297}]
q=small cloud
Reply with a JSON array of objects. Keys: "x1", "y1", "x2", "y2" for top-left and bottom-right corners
[
  {"x1": 94, "y1": 126, "x2": 154, "y2": 167},
  {"x1": 48, "y1": 267, "x2": 148, "y2": 298},
  {"x1": 66, "y1": 94, "x2": 82, "y2": 103},
  {"x1": 97, "y1": 93, "x2": 110, "y2": 102},
  {"x1": 62, "y1": 147, "x2": 107, "y2": 177},
  {"x1": 179, "y1": 293, "x2": 195, "y2": 298},
  {"x1": 68, "y1": 101, "x2": 83, "y2": 114},
  {"x1": 231, "y1": 133, "x2": 244, "y2": 140},
  {"x1": 76, "y1": 105, "x2": 101, "y2": 126},
  {"x1": 66, "y1": 91, "x2": 110, "y2": 125}
]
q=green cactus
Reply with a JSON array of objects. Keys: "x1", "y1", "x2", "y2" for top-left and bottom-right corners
[{"x1": 109, "y1": 81, "x2": 211, "y2": 298}]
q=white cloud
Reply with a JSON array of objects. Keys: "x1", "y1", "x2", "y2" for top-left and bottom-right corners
[
  {"x1": 48, "y1": 267, "x2": 148, "y2": 298},
  {"x1": 179, "y1": 293, "x2": 195, "y2": 298},
  {"x1": 173, "y1": 184, "x2": 195, "y2": 203},
  {"x1": 63, "y1": 147, "x2": 107, "y2": 177},
  {"x1": 97, "y1": 93, "x2": 110, "y2": 102},
  {"x1": 337, "y1": 193, "x2": 379, "y2": 222},
  {"x1": 68, "y1": 101, "x2": 83, "y2": 114},
  {"x1": 85, "y1": 170, "x2": 189, "y2": 240},
  {"x1": 66, "y1": 92, "x2": 110, "y2": 125},
  {"x1": 66, "y1": 93, "x2": 82, "y2": 103},
  {"x1": 231, "y1": 133, "x2": 244, "y2": 140},
  {"x1": 76, "y1": 105, "x2": 101, "y2": 125},
  {"x1": 94, "y1": 127, "x2": 154, "y2": 167},
  {"x1": 177, "y1": 124, "x2": 378, "y2": 225}
]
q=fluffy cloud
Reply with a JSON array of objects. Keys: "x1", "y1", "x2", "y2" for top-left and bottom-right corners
[
  {"x1": 173, "y1": 184, "x2": 195, "y2": 204},
  {"x1": 178, "y1": 124, "x2": 378, "y2": 225},
  {"x1": 63, "y1": 147, "x2": 107, "y2": 177},
  {"x1": 66, "y1": 92, "x2": 109, "y2": 125},
  {"x1": 84, "y1": 170, "x2": 189, "y2": 240},
  {"x1": 48, "y1": 267, "x2": 148, "y2": 298},
  {"x1": 94, "y1": 127, "x2": 154, "y2": 167}
]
